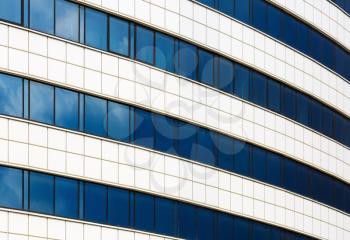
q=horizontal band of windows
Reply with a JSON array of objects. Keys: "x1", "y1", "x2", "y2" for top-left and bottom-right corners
[
  {"x1": 0, "y1": 72, "x2": 349, "y2": 215},
  {"x1": 329, "y1": 0, "x2": 350, "y2": 15},
  {"x1": 192, "y1": 0, "x2": 350, "y2": 80},
  {"x1": 0, "y1": 165, "x2": 316, "y2": 240},
  {"x1": 0, "y1": 0, "x2": 349, "y2": 148}
]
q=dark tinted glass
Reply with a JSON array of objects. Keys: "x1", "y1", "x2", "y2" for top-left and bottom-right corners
[
  {"x1": 235, "y1": 0, "x2": 250, "y2": 23},
  {"x1": 282, "y1": 87, "x2": 296, "y2": 119},
  {"x1": 267, "y1": 5, "x2": 282, "y2": 39},
  {"x1": 55, "y1": 88, "x2": 79, "y2": 130},
  {"x1": 252, "y1": 147, "x2": 266, "y2": 181},
  {"x1": 310, "y1": 100, "x2": 322, "y2": 132},
  {"x1": 283, "y1": 160, "x2": 296, "y2": 192},
  {"x1": 217, "y1": 135, "x2": 234, "y2": 171},
  {"x1": 84, "y1": 183, "x2": 107, "y2": 223},
  {"x1": 108, "y1": 188, "x2": 129, "y2": 227},
  {"x1": 29, "y1": 172, "x2": 54, "y2": 214},
  {"x1": 218, "y1": 0, "x2": 234, "y2": 16},
  {"x1": 176, "y1": 122, "x2": 197, "y2": 159},
  {"x1": 55, "y1": 0, "x2": 79, "y2": 41},
  {"x1": 267, "y1": 80, "x2": 281, "y2": 112},
  {"x1": 55, "y1": 177, "x2": 79, "y2": 218},
  {"x1": 153, "y1": 115, "x2": 175, "y2": 154},
  {"x1": 0, "y1": 73, "x2": 23, "y2": 117},
  {"x1": 0, "y1": 166, "x2": 22, "y2": 209},
  {"x1": 218, "y1": 57, "x2": 234, "y2": 93},
  {"x1": 110, "y1": 17, "x2": 129, "y2": 56},
  {"x1": 178, "y1": 41, "x2": 197, "y2": 80},
  {"x1": 198, "y1": 209, "x2": 215, "y2": 240},
  {"x1": 155, "y1": 198, "x2": 176, "y2": 236},
  {"x1": 284, "y1": 15, "x2": 297, "y2": 47},
  {"x1": 252, "y1": 0, "x2": 267, "y2": 31},
  {"x1": 30, "y1": 82, "x2": 54, "y2": 124},
  {"x1": 235, "y1": 64, "x2": 250, "y2": 99},
  {"x1": 296, "y1": 93, "x2": 309, "y2": 126},
  {"x1": 85, "y1": 95, "x2": 107, "y2": 136},
  {"x1": 134, "y1": 109, "x2": 154, "y2": 148},
  {"x1": 198, "y1": 0, "x2": 215, "y2": 8},
  {"x1": 217, "y1": 213, "x2": 234, "y2": 239},
  {"x1": 136, "y1": 26, "x2": 154, "y2": 64},
  {"x1": 85, "y1": 8, "x2": 107, "y2": 50},
  {"x1": 266, "y1": 153, "x2": 281, "y2": 186},
  {"x1": 178, "y1": 203, "x2": 196, "y2": 239},
  {"x1": 198, "y1": 49, "x2": 214, "y2": 86},
  {"x1": 251, "y1": 72, "x2": 267, "y2": 107},
  {"x1": 30, "y1": 0, "x2": 54, "y2": 34},
  {"x1": 196, "y1": 128, "x2": 216, "y2": 165},
  {"x1": 234, "y1": 141, "x2": 250, "y2": 176},
  {"x1": 108, "y1": 102, "x2": 130, "y2": 142},
  {"x1": 253, "y1": 223, "x2": 270, "y2": 240},
  {"x1": 135, "y1": 193, "x2": 154, "y2": 232},
  {"x1": 234, "y1": 218, "x2": 250, "y2": 239},
  {"x1": 155, "y1": 33, "x2": 176, "y2": 72},
  {"x1": 0, "y1": 0, "x2": 21, "y2": 24}
]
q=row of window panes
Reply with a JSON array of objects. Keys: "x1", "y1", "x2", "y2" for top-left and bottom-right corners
[
  {"x1": 0, "y1": 0, "x2": 349, "y2": 148},
  {"x1": 0, "y1": 72, "x2": 349, "y2": 214},
  {"x1": 194, "y1": 0, "x2": 350, "y2": 80},
  {"x1": 0, "y1": 165, "x2": 316, "y2": 240}
]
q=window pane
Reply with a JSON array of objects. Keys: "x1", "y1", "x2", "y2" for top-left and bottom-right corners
[
  {"x1": 234, "y1": 218, "x2": 250, "y2": 239},
  {"x1": 253, "y1": 223, "x2": 270, "y2": 240},
  {"x1": 176, "y1": 122, "x2": 197, "y2": 159},
  {"x1": 0, "y1": 73, "x2": 23, "y2": 117},
  {"x1": 153, "y1": 115, "x2": 176, "y2": 154},
  {"x1": 85, "y1": 95, "x2": 107, "y2": 136},
  {"x1": 108, "y1": 188, "x2": 129, "y2": 227},
  {"x1": 281, "y1": 86, "x2": 296, "y2": 120},
  {"x1": 198, "y1": 50, "x2": 214, "y2": 86},
  {"x1": 234, "y1": 140, "x2": 250, "y2": 176},
  {"x1": 266, "y1": 153, "x2": 281, "y2": 186},
  {"x1": 217, "y1": 213, "x2": 234, "y2": 239},
  {"x1": 218, "y1": 57, "x2": 234, "y2": 93},
  {"x1": 85, "y1": 8, "x2": 107, "y2": 50},
  {"x1": 296, "y1": 93, "x2": 309, "y2": 126},
  {"x1": 155, "y1": 198, "x2": 176, "y2": 236},
  {"x1": 196, "y1": 128, "x2": 215, "y2": 166},
  {"x1": 321, "y1": 106, "x2": 333, "y2": 137},
  {"x1": 310, "y1": 100, "x2": 322, "y2": 132},
  {"x1": 30, "y1": 82, "x2": 54, "y2": 124},
  {"x1": 55, "y1": 0, "x2": 79, "y2": 41},
  {"x1": 267, "y1": 80, "x2": 281, "y2": 113},
  {"x1": 29, "y1": 172, "x2": 54, "y2": 214},
  {"x1": 234, "y1": 64, "x2": 250, "y2": 100},
  {"x1": 217, "y1": 135, "x2": 234, "y2": 171},
  {"x1": 252, "y1": 0, "x2": 267, "y2": 31},
  {"x1": 0, "y1": 0, "x2": 21, "y2": 24},
  {"x1": 198, "y1": 0, "x2": 215, "y2": 8},
  {"x1": 197, "y1": 209, "x2": 215, "y2": 240},
  {"x1": 55, "y1": 88, "x2": 79, "y2": 130},
  {"x1": 110, "y1": 17, "x2": 129, "y2": 56},
  {"x1": 283, "y1": 160, "x2": 296, "y2": 192},
  {"x1": 84, "y1": 182, "x2": 107, "y2": 223},
  {"x1": 218, "y1": 0, "x2": 234, "y2": 17},
  {"x1": 135, "y1": 193, "x2": 154, "y2": 232},
  {"x1": 136, "y1": 26, "x2": 154, "y2": 64},
  {"x1": 235, "y1": 0, "x2": 250, "y2": 23},
  {"x1": 178, "y1": 41, "x2": 197, "y2": 80},
  {"x1": 267, "y1": 5, "x2": 282, "y2": 39},
  {"x1": 55, "y1": 177, "x2": 79, "y2": 218},
  {"x1": 155, "y1": 33, "x2": 176, "y2": 72},
  {"x1": 0, "y1": 166, "x2": 22, "y2": 209},
  {"x1": 251, "y1": 72, "x2": 267, "y2": 107},
  {"x1": 30, "y1": 0, "x2": 54, "y2": 34},
  {"x1": 108, "y1": 102, "x2": 130, "y2": 142},
  {"x1": 283, "y1": 15, "x2": 297, "y2": 47},
  {"x1": 252, "y1": 147, "x2": 266, "y2": 181},
  {"x1": 178, "y1": 203, "x2": 196, "y2": 239},
  {"x1": 134, "y1": 109, "x2": 154, "y2": 148}
]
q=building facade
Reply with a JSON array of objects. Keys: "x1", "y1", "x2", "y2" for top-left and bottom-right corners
[{"x1": 0, "y1": 0, "x2": 349, "y2": 239}]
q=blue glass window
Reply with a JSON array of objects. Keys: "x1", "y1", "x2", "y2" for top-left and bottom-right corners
[
  {"x1": 153, "y1": 115, "x2": 175, "y2": 154},
  {"x1": 252, "y1": 147, "x2": 266, "y2": 181},
  {"x1": 178, "y1": 41, "x2": 197, "y2": 80},
  {"x1": 29, "y1": 172, "x2": 54, "y2": 214},
  {"x1": 217, "y1": 213, "x2": 234, "y2": 239},
  {"x1": 283, "y1": 160, "x2": 296, "y2": 192},
  {"x1": 198, "y1": 49, "x2": 214, "y2": 86},
  {"x1": 281, "y1": 87, "x2": 296, "y2": 120},
  {"x1": 30, "y1": 0, "x2": 54, "y2": 34},
  {"x1": 85, "y1": 95, "x2": 107, "y2": 136},
  {"x1": 198, "y1": 0, "x2": 215, "y2": 8},
  {"x1": 134, "y1": 109, "x2": 154, "y2": 148},
  {"x1": 198, "y1": 209, "x2": 215, "y2": 240},
  {"x1": 176, "y1": 122, "x2": 197, "y2": 159},
  {"x1": 0, "y1": 0, "x2": 21, "y2": 24},
  {"x1": 218, "y1": 57, "x2": 234, "y2": 93},
  {"x1": 217, "y1": 135, "x2": 234, "y2": 171},
  {"x1": 110, "y1": 17, "x2": 129, "y2": 56},
  {"x1": 234, "y1": 140, "x2": 251, "y2": 176},
  {"x1": 55, "y1": 177, "x2": 79, "y2": 218},
  {"x1": 178, "y1": 203, "x2": 196, "y2": 240},
  {"x1": 296, "y1": 93, "x2": 310, "y2": 126},
  {"x1": 321, "y1": 106, "x2": 333, "y2": 137},
  {"x1": 136, "y1": 26, "x2": 154, "y2": 64},
  {"x1": 0, "y1": 74, "x2": 23, "y2": 117},
  {"x1": 295, "y1": 164, "x2": 309, "y2": 197},
  {"x1": 135, "y1": 193, "x2": 154, "y2": 232},
  {"x1": 234, "y1": 64, "x2": 250, "y2": 100},
  {"x1": 196, "y1": 128, "x2": 216, "y2": 165},
  {"x1": 310, "y1": 100, "x2": 322, "y2": 132},
  {"x1": 235, "y1": 0, "x2": 250, "y2": 23},
  {"x1": 251, "y1": 72, "x2": 267, "y2": 107},
  {"x1": 55, "y1": 0, "x2": 79, "y2": 42},
  {"x1": 234, "y1": 218, "x2": 251, "y2": 239},
  {"x1": 266, "y1": 153, "x2": 281, "y2": 186},
  {"x1": 108, "y1": 188, "x2": 129, "y2": 227},
  {"x1": 108, "y1": 102, "x2": 131, "y2": 142},
  {"x1": 218, "y1": 0, "x2": 234, "y2": 17},
  {"x1": 267, "y1": 80, "x2": 281, "y2": 112},
  {"x1": 267, "y1": 5, "x2": 282, "y2": 39},
  {"x1": 253, "y1": 223, "x2": 270, "y2": 240},
  {"x1": 84, "y1": 183, "x2": 107, "y2": 223},
  {"x1": 252, "y1": 0, "x2": 267, "y2": 31},
  {"x1": 85, "y1": 8, "x2": 107, "y2": 50},
  {"x1": 155, "y1": 198, "x2": 176, "y2": 236},
  {"x1": 0, "y1": 166, "x2": 22, "y2": 209},
  {"x1": 155, "y1": 33, "x2": 176, "y2": 72},
  {"x1": 30, "y1": 82, "x2": 54, "y2": 124},
  {"x1": 284, "y1": 15, "x2": 298, "y2": 47},
  {"x1": 55, "y1": 88, "x2": 79, "y2": 130}
]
